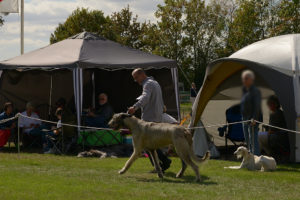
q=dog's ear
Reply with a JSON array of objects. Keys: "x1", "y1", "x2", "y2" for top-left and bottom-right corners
[{"x1": 121, "y1": 113, "x2": 132, "y2": 119}]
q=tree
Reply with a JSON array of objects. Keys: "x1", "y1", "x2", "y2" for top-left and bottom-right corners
[
  {"x1": 155, "y1": 0, "x2": 189, "y2": 87},
  {"x1": 155, "y1": 0, "x2": 185, "y2": 62},
  {"x1": 184, "y1": 0, "x2": 225, "y2": 87},
  {"x1": 107, "y1": 6, "x2": 145, "y2": 49},
  {"x1": 226, "y1": 0, "x2": 273, "y2": 52},
  {"x1": 50, "y1": 8, "x2": 110, "y2": 44},
  {"x1": 270, "y1": 0, "x2": 300, "y2": 36}
]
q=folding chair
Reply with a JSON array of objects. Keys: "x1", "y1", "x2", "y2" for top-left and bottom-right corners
[
  {"x1": 218, "y1": 104, "x2": 245, "y2": 150},
  {"x1": 43, "y1": 128, "x2": 63, "y2": 154}
]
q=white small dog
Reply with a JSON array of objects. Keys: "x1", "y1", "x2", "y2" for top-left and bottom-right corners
[{"x1": 225, "y1": 146, "x2": 277, "y2": 171}]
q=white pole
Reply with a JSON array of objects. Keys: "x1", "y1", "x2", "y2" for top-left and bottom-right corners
[{"x1": 20, "y1": 0, "x2": 24, "y2": 55}]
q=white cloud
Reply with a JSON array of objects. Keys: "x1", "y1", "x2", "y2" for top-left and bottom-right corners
[{"x1": 0, "y1": 0, "x2": 163, "y2": 60}]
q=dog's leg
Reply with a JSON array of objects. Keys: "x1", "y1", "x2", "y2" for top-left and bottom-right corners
[
  {"x1": 176, "y1": 160, "x2": 187, "y2": 178},
  {"x1": 176, "y1": 149, "x2": 200, "y2": 182},
  {"x1": 119, "y1": 151, "x2": 140, "y2": 174},
  {"x1": 184, "y1": 157, "x2": 200, "y2": 182},
  {"x1": 149, "y1": 150, "x2": 164, "y2": 179}
]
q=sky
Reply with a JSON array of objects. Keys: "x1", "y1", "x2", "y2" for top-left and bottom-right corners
[{"x1": 0, "y1": 0, "x2": 164, "y2": 61}]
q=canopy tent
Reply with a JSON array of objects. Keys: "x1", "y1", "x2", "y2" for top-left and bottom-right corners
[
  {"x1": 191, "y1": 34, "x2": 300, "y2": 162},
  {"x1": 0, "y1": 32, "x2": 180, "y2": 129}
]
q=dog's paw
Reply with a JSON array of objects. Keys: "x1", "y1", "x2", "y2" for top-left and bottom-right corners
[
  {"x1": 195, "y1": 178, "x2": 201, "y2": 183},
  {"x1": 176, "y1": 172, "x2": 183, "y2": 178},
  {"x1": 118, "y1": 169, "x2": 125, "y2": 174},
  {"x1": 158, "y1": 172, "x2": 164, "y2": 179}
]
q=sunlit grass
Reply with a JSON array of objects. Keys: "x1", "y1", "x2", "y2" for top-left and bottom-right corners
[{"x1": 0, "y1": 153, "x2": 299, "y2": 200}]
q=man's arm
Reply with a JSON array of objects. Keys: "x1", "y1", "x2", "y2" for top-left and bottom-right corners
[{"x1": 252, "y1": 89, "x2": 262, "y2": 121}]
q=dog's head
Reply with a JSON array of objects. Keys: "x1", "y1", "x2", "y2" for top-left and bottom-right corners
[
  {"x1": 234, "y1": 146, "x2": 249, "y2": 159},
  {"x1": 108, "y1": 113, "x2": 132, "y2": 130}
]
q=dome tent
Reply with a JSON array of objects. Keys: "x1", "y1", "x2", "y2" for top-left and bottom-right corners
[
  {"x1": 190, "y1": 34, "x2": 300, "y2": 162},
  {"x1": 0, "y1": 32, "x2": 180, "y2": 130}
]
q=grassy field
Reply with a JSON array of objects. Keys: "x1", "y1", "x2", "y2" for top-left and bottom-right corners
[{"x1": 0, "y1": 153, "x2": 299, "y2": 200}]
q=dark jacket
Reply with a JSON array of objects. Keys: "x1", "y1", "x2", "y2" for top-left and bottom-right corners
[
  {"x1": 190, "y1": 88, "x2": 197, "y2": 98},
  {"x1": 0, "y1": 112, "x2": 15, "y2": 129},
  {"x1": 240, "y1": 85, "x2": 263, "y2": 121},
  {"x1": 95, "y1": 103, "x2": 114, "y2": 126}
]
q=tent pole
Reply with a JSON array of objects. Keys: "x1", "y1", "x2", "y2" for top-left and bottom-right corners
[
  {"x1": 92, "y1": 71, "x2": 95, "y2": 108},
  {"x1": 20, "y1": 0, "x2": 24, "y2": 55},
  {"x1": 48, "y1": 74, "x2": 53, "y2": 119}
]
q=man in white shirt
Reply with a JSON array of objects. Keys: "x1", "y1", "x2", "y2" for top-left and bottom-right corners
[{"x1": 19, "y1": 102, "x2": 42, "y2": 134}]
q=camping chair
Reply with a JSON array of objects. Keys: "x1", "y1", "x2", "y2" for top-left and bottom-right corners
[
  {"x1": 42, "y1": 127, "x2": 63, "y2": 154},
  {"x1": 218, "y1": 104, "x2": 245, "y2": 150}
]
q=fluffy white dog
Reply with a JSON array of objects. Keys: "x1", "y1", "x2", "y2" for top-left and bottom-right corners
[{"x1": 225, "y1": 146, "x2": 277, "y2": 171}]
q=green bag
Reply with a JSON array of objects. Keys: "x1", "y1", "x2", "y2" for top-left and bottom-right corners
[{"x1": 78, "y1": 130, "x2": 122, "y2": 147}]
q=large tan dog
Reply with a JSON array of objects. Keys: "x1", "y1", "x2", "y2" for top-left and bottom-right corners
[{"x1": 108, "y1": 113, "x2": 210, "y2": 182}]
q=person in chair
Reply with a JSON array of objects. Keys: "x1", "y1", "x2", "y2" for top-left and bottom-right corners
[{"x1": 85, "y1": 93, "x2": 114, "y2": 128}]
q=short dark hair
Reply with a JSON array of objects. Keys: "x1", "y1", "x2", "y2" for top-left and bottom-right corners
[
  {"x1": 267, "y1": 95, "x2": 280, "y2": 109},
  {"x1": 4, "y1": 102, "x2": 13, "y2": 111}
]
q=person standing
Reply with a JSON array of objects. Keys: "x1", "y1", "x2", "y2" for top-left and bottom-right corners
[
  {"x1": 240, "y1": 70, "x2": 262, "y2": 156},
  {"x1": 190, "y1": 82, "x2": 197, "y2": 104},
  {"x1": 128, "y1": 68, "x2": 171, "y2": 172}
]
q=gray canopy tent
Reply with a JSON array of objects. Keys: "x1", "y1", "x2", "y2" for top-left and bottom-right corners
[
  {"x1": 0, "y1": 32, "x2": 180, "y2": 129},
  {"x1": 191, "y1": 34, "x2": 300, "y2": 162}
]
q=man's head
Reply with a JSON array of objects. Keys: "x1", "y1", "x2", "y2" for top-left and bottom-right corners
[
  {"x1": 98, "y1": 93, "x2": 108, "y2": 106},
  {"x1": 241, "y1": 70, "x2": 255, "y2": 89},
  {"x1": 4, "y1": 102, "x2": 13, "y2": 115},
  {"x1": 191, "y1": 82, "x2": 196, "y2": 89},
  {"x1": 26, "y1": 102, "x2": 34, "y2": 113},
  {"x1": 132, "y1": 68, "x2": 147, "y2": 85},
  {"x1": 267, "y1": 95, "x2": 280, "y2": 112}
]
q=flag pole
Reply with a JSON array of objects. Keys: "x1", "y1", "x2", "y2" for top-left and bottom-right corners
[{"x1": 20, "y1": 0, "x2": 24, "y2": 55}]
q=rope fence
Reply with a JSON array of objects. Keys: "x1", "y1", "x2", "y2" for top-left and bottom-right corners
[
  {"x1": 0, "y1": 113, "x2": 299, "y2": 154},
  {"x1": 0, "y1": 113, "x2": 298, "y2": 133}
]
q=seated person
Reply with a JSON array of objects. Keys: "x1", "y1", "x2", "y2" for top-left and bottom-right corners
[
  {"x1": 19, "y1": 102, "x2": 48, "y2": 148},
  {"x1": 85, "y1": 93, "x2": 113, "y2": 128},
  {"x1": 44, "y1": 108, "x2": 62, "y2": 154},
  {"x1": 0, "y1": 102, "x2": 16, "y2": 148},
  {"x1": 258, "y1": 95, "x2": 289, "y2": 157},
  {"x1": 19, "y1": 102, "x2": 42, "y2": 134},
  {"x1": 0, "y1": 102, "x2": 16, "y2": 130}
]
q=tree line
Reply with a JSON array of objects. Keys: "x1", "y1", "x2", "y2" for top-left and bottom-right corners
[{"x1": 48, "y1": 0, "x2": 299, "y2": 89}]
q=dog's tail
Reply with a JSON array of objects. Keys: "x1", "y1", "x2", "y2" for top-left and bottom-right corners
[
  {"x1": 191, "y1": 151, "x2": 210, "y2": 163},
  {"x1": 184, "y1": 129, "x2": 210, "y2": 163}
]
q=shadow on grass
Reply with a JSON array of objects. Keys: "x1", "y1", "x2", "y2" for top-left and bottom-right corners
[{"x1": 133, "y1": 172, "x2": 217, "y2": 185}]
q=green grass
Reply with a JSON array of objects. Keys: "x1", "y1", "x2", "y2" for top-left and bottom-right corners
[{"x1": 0, "y1": 153, "x2": 299, "y2": 200}]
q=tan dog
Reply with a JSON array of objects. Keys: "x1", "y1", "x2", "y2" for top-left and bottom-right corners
[
  {"x1": 225, "y1": 146, "x2": 276, "y2": 171},
  {"x1": 108, "y1": 113, "x2": 210, "y2": 182}
]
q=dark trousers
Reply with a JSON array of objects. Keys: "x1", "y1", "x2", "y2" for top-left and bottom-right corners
[{"x1": 148, "y1": 149, "x2": 171, "y2": 171}]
